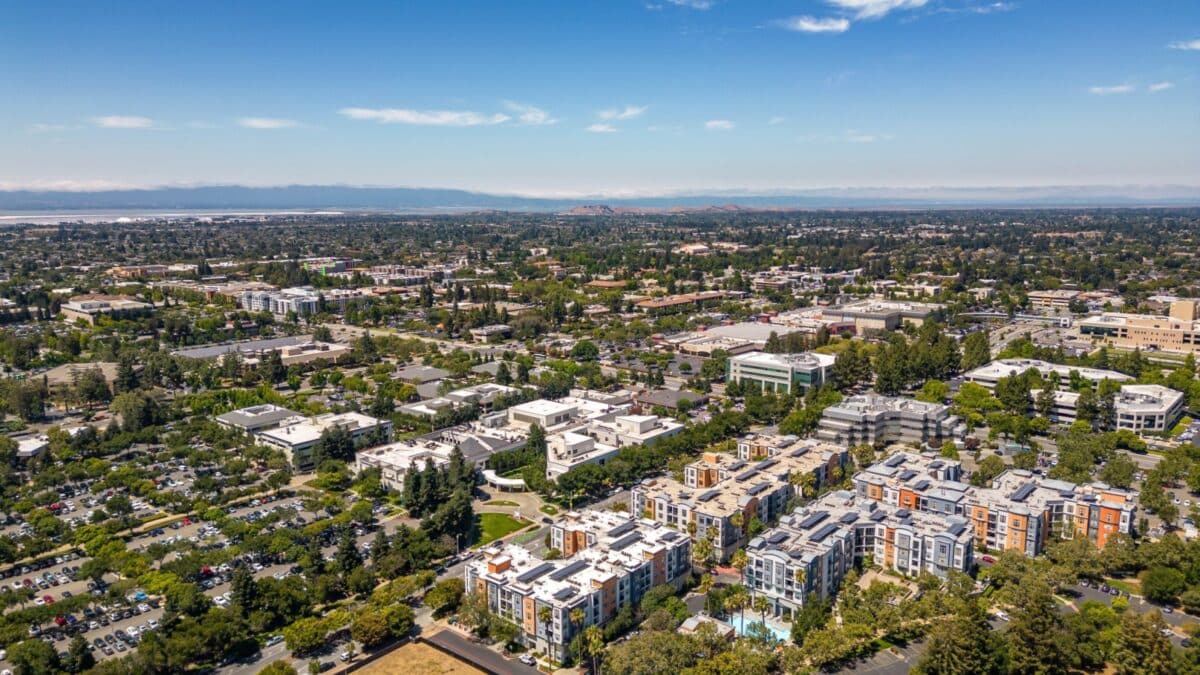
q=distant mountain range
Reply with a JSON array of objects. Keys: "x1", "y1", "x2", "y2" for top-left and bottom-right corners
[{"x1": 0, "y1": 184, "x2": 1198, "y2": 213}]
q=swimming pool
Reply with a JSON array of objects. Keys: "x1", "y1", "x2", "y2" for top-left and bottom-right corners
[{"x1": 727, "y1": 614, "x2": 791, "y2": 642}]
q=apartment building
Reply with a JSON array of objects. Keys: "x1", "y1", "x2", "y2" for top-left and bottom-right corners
[
  {"x1": 816, "y1": 395, "x2": 967, "y2": 449},
  {"x1": 963, "y1": 358, "x2": 1131, "y2": 391},
  {"x1": 1079, "y1": 300, "x2": 1200, "y2": 355},
  {"x1": 256, "y1": 411, "x2": 392, "y2": 471},
  {"x1": 852, "y1": 453, "x2": 1136, "y2": 553},
  {"x1": 727, "y1": 351, "x2": 836, "y2": 395},
  {"x1": 466, "y1": 514, "x2": 690, "y2": 662},
  {"x1": 745, "y1": 490, "x2": 973, "y2": 617},
  {"x1": 633, "y1": 441, "x2": 848, "y2": 562}
]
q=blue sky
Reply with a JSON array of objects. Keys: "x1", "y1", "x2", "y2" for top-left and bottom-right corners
[{"x1": 2, "y1": 0, "x2": 1197, "y2": 196}]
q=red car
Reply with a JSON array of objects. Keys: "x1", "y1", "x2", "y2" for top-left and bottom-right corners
[
  {"x1": 54, "y1": 616, "x2": 66, "y2": 626},
  {"x1": 42, "y1": 595, "x2": 54, "y2": 604},
  {"x1": 980, "y1": 555, "x2": 996, "y2": 564}
]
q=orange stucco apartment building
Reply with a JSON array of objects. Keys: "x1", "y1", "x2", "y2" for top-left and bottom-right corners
[{"x1": 854, "y1": 451, "x2": 1136, "y2": 556}]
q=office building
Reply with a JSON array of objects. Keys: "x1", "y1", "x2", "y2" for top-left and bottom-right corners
[
  {"x1": 60, "y1": 295, "x2": 154, "y2": 325},
  {"x1": 1079, "y1": 300, "x2": 1200, "y2": 355},
  {"x1": 354, "y1": 423, "x2": 526, "y2": 491},
  {"x1": 216, "y1": 404, "x2": 303, "y2": 434},
  {"x1": 816, "y1": 395, "x2": 967, "y2": 449},
  {"x1": 1029, "y1": 383, "x2": 1184, "y2": 432},
  {"x1": 726, "y1": 351, "x2": 835, "y2": 395},
  {"x1": 822, "y1": 299, "x2": 942, "y2": 333},
  {"x1": 963, "y1": 358, "x2": 1131, "y2": 391}
]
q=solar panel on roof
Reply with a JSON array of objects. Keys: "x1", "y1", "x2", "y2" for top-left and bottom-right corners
[
  {"x1": 885, "y1": 455, "x2": 906, "y2": 467},
  {"x1": 553, "y1": 587, "x2": 577, "y2": 601},
  {"x1": 767, "y1": 531, "x2": 788, "y2": 544},
  {"x1": 899, "y1": 470, "x2": 917, "y2": 481},
  {"x1": 789, "y1": 447, "x2": 810, "y2": 458},
  {"x1": 757, "y1": 458, "x2": 779, "y2": 471},
  {"x1": 609, "y1": 533, "x2": 643, "y2": 551},
  {"x1": 810, "y1": 523, "x2": 839, "y2": 543},
  {"x1": 1010, "y1": 483, "x2": 1036, "y2": 502},
  {"x1": 660, "y1": 531, "x2": 681, "y2": 542},
  {"x1": 729, "y1": 461, "x2": 747, "y2": 472},
  {"x1": 549, "y1": 560, "x2": 589, "y2": 581},
  {"x1": 946, "y1": 522, "x2": 967, "y2": 536},
  {"x1": 735, "y1": 469, "x2": 759, "y2": 482},
  {"x1": 870, "y1": 510, "x2": 888, "y2": 521},
  {"x1": 746, "y1": 482, "x2": 769, "y2": 496},
  {"x1": 839, "y1": 512, "x2": 858, "y2": 524},
  {"x1": 698, "y1": 490, "x2": 719, "y2": 502},
  {"x1": 516, "y1": 562, "x2": 556, "y2": 584},
  {"x1": 798, "y1": 511, "x2": 829, "y2": 530},
  {"x1": 607, "y1": 521, "x2": 637, "y2": 538},
  {"x1": 895, "y1": 508, "x2": 911, "y2": 518}
]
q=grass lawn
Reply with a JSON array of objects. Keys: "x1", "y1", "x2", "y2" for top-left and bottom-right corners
[
  {"x1": 1105, "y1": 577, "x2": 1140, "y2": 594},
  {"x1": 477, "y1": 513, "x2": 527, "y2": 546},
  {"x1": 485, "y1": 500, "x2": 519, "y2": 507},
  {"x1": 539, "y1": 504, "x2": 559, "y2": 516}
]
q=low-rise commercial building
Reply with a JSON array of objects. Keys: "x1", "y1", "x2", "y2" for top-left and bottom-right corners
[
  {"x1": 822, "y1": 299, "x2": 942, "y2": 333},
  {"x1": 467, "y1": 513, "x2": 691, "y2": 663},
  {"x1": 1029, "y1": 383, "x2": 1184, "y2": 432},
  {"x1": 727, "y1": 351, "x2": 835, "y2": 395},
  {"x1": 354, "y1": 423, "x2": 526, "y2": 491},
  {"x1": 257, "y1": 412, "x2": 392, "y2": 472},
  {"x1": 215, "y1": 404, "x2": 303, "y2": 434},
  {"x1": 745, "y1": 490, "x2": 973, "y2": 617},
  {"x1": 1027, "y1": 289, "x2": 1080, "y2": 310},
  {"x1": 61, "y1": 295, "x2": 154, "y2": 325},
  {"x1": 963, "y1": 358, "x2": 1131, "y2": 391},
  {"x1": 816, "y1": 395, "x2": 967, "y2": 449}
]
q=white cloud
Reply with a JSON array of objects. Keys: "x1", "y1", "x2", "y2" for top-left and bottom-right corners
[
  {"x1": 586, "y1": 123, "x2": 617, "y2": 133},
  {"x1": 598, "y1": 105, "x2": 647, "y2": 121},
  {"x1": 664, "y1": 0, "x2": 713, "y2": 8},
  {"x1": 825, "y1": 0, "x2": 929, "y2": 20},
  {"x1": 338, "y1": 107, "x2": 510, "y2": 126},
  {"x1": 92, "y1": 115, "x2": 154, "y2": 129},
  {"x1": 777, "y1": 15, "x2": 851, "y2": 33},
  {"x1": 1148, "y1": 81, "x2": 1175, "y2": 93},
  {"x1": 705, "y1": 119, "x2": 735, "y2": 130},
  {"x1": 503, "y1": 101, "x2": 557, "y2": 125},
  {"x1": 768, "y1": 116, "x2": 786, "y2": 125},
  {"x1": 237, "y1": 117, "x2": 300, "y2": 129},
  {"x1": 1167, "y1": 39, "x2": 1200, "y2": 51},
  {"x1": 1088, "y1": 84, "x2": 1134, "y2": 95},
  {"x1": 846, "y1": 131, "x2": 880, "y2": 143}
]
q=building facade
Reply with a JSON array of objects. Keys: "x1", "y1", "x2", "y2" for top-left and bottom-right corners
[
  {"x1": 816, "y1": 395, "x2": 967, "y2": 449},
  {"x1": 726, "y1": 351, "x2": 836, "y2": 395}
]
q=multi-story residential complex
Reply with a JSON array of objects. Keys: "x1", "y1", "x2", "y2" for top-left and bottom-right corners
[
  {"x1": 215, "y1": 404, "x2": 303, "y2": 434},
  {"x1": 744, "y1": 490, "x2": 974, "y2": 617},
  {"x1": 633, "y1": 441, "x2": 849, "y2": 562},
  {"x1": 852, "y1": 452, "x2": 1137, "y2": 553},
  {"x1": 726, "y1": 351, "x2": 835, "y2": 395},
  {"x1": 816, "y1": 395, "x2": 967, "y2": 449},
  {"x1": 1079, "y1": 299, "x2": 1200, "y2": 356},
  {"x1": 1029, "y1": 383, "x2": 1185, "y2": 432},
  {"x1": 963, "y1": 358, "x2": 1131, "y2": 391},
  {"x1": 256, "y1": 412, "x2": 392, "y2": 471},
  {"x1": 466, "y1": 512, "x2": 691, "y2": 662},
  {"x1": 354, "y1": 423, "x2": 526, "y2": 491},
  {"x1": 60, "y1": 294, "x2": 154, "y2": 325}
]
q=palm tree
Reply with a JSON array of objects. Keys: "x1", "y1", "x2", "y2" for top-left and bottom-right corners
[
  {"x1": 731, "y1": 549, "x2": 749, "y2": 585},
  {"x1": 569, "y1": 607, "x2": 585, "y2": 638},
  {"x1": 753, "y1": 594, "x2": 770, "y2": 629},
  {"x1": 537, "y1": 605, "x2": 553, "y2": 639},
  {"x1": 583, "y1": 625, "x2": 604, "y2": 674},
  {"x1": 725, "y1": 588, "x2": 749, "y2": 630},
  {"x1": 698, "y1": 573, "x2": 715, "y2": 596}
]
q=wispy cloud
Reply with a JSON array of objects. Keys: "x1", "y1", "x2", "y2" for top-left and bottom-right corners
[
  {"x1": 776, "y1": 16, "x2": 851, "y2": 33},
  {"x1": 1088, "y1": 84, "x2": 1134, "y2": 95},
  {"x1": 705, "y1": 119, "x2": 735, "y2": 130},
  {"x1": 664, "y1": 0, "x2": 713, "y2": 9},
  {"x1": 339, "y1": 107, "x2": 510, "y2": 126},
  {"x1": 503, "y1": 101, "x2": 557, "y2": 125},
  {"x1": 826, "y1": 0, "x2": 929, "y2": 21},
  {"x1": 28, "y1": 123, "x2": 80, "y2": 134},
  {"x1": 1167, "y1": 39, "x2": 1200, "y2": 51},
  {"x1": 92, "y1": 115, "x2": 155, "y2": 129},
  {"x1": 586, "y1": 123, "x2": 617, "y2": 133},
  {"x1": 598, "y1": 105, "x2": 647, "y2": 121},
  {"x1": 798, "y1": 129, "x2": 893, "y2": 143},
  {"x1": 846, "y1": 130, "x2": 882, "y2": 143},
  {"x1": 768, "y1": 116, "x2": 786, "y2": 125},
  {"x1": 1147, "y1": 81, "x2": 1174, "y2": 93},
  {"x1": 237, "y1": 117, "x2": 301, "y2": 130}
]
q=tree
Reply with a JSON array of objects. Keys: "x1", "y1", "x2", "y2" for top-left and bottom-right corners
[
  {"x1": 1100, "y1": 452, "x2": 1137, "y2": 489},
  {"x1": 66, "y1": 634, "x2": 95, "y2": 673},
  {"x1": 284, "y1": 616, "x2": 328, "y2": 654},
  {"x1": 913, "y1": 600, "x2": 1003, "y2": 675},
  {"x1": 582, "y1": 624, "x2": 604, "y2": 674},
  {"x1": 230, "y1": 565, "x2": 258, "y2": 615},
  {"x1": 424, "y1": 578, "x2": 465, "y2": 616},
  {"x1": 961, "y1": 332, "x2": 991, "y2": 371},
  {"x1": 570, "y1": 340, "x2": 600, "y2": 361},
  {"x1": 337, "y1": 527, "x2": 364, "y2": 574},
  {"x1": 259, "y1": 662, "x2": 299, "y2": 675},
  {"x1": 1005, "y1": 577, "x2": 1071, "y2": 675},
  {"x1": 1140, "y1": 566, "x2": 1186, "y2": 604},
  {"x1": 972, "y1": 455, "x2": 1007, "y2": 486},
  {"x1": 916, "y1": 379, "x2": 950, "y2": 403},
  {"x1": 8, "y1": 638, "x2": 61, "y2": 675},
  {"x1": 350, "y1": 609, "x2": 391, "y2": 648},
  {"x1": 1112, "y1": 611, "x2": 1174, "y2": 675}
]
